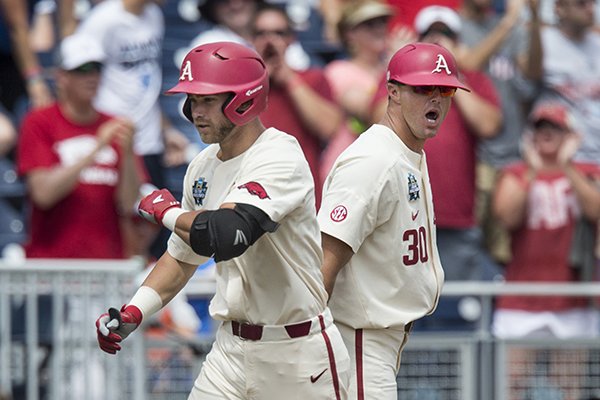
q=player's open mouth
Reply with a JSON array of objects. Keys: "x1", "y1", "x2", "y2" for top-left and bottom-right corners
[{"x1": 425, "y1": 111, "x2": 439, "y2": 123}]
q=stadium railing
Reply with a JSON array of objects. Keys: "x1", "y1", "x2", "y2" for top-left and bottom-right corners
[{"x1": 2, "y1": 255, "x2": 599, "y2": 400}]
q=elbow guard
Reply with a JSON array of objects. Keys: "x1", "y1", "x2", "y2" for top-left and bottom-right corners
[{"x1": 189, "y1": 203, "x2": 278, "y2": 262}]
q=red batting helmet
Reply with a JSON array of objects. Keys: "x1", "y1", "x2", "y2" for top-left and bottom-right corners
[
  {"x1": 387, "y1": 43, "x2": 469, "y2": 91},
  {"x1": 166, "y1": 42, "x2": 269, "y2": 126}
]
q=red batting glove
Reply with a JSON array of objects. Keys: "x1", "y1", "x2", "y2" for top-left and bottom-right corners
[
  {"x1": 95, "y1": 305, "x2": 142, "y2": 355},
  {"x1": 137, "y1": 188, "x2": 181, "y2": 226}
]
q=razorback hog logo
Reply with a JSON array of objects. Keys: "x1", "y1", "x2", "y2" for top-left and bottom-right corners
[{"x1": 238, "y1": 181, "x2": 270, "y2": 199}]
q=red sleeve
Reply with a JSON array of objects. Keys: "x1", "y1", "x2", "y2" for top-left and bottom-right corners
[
  {"x1": 500, "y1": 162, "x2": 528, "y2": 181},
  {"x1": 462, "y1": 69, "x2": 500, "y2": 108},
  {"x1": 17, "y1": 107, "x2": 58, "y2": 176},
  {"x1": 574, "y1": 162, "x2": 600, "y2": 180},
  {"x1": 300, "y1": 69, "x2": 335, "y2": 103}
]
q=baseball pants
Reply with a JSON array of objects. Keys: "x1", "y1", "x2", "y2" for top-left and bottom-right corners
[
  {"x1": 336, "y1": 321, "x2": 411, "y2": 400},
  {"x1": 188, "y1": 308, "x2": 351, "y2": 399}
]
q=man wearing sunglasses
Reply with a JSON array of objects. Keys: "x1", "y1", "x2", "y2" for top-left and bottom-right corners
[
  {"x1": 251, "y1": 3, "x2": 342, "y2": 209},
  {"x1": 318, "y1": 42, "x2": 469, "y2": 400},
  {"x1": 15, "y1": 33, "x2": 145, "y2": 398},
  {"x1": 17, "y1": 32, "x2": 143, "y2": 260}
]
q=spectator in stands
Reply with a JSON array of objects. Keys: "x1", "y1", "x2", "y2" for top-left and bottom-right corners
[
  {"x1": 14, "y1": 32, "x2": 146, "y2": 400},
  {"x1": 492, "y1": 102, "x2": 600, "y2": 400},
  {"x1": 459, "y1": 0, "x2": 543, "y2": 267},
  {"x1": 75, "y1": 0, "x2": 190, "y2": 258},
  {"x1": 0, "y1": 0, "x2": 53, "y2": 114},
  {"x1": 320, "y1": 0, "x2": 407, "y2": 182},
  {"x1": 16, "y1": 33, "x2": 144, "y2": 258},
  {"x1": 536, "y1": 0, "x2": 600, "y2": 163},
  {"x1": 371, "y1": 6, "x2": 502, "y2": 283},
  {"x1": 187, "y1": 0, "x2": 310, "y2": 70},
  {"x1": 419, "y1": 6, "x2": 503, "y2": 282},
  {"x1": 252, "y1": 3, "x2": 342, "y2": 208}
]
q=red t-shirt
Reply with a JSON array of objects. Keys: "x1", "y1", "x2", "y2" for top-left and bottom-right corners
[
  {"x1": 497, "y1": 162, "x2": 600, "y2": 311},
  {"x1": 424, "y1": 69, "x2": 499, "y2": 228},
  {"x1": 260, "y1": 69, "x2": 335, "y2": 209},
  {"x1": 17, "y1": 103, "x2": 127, "y2": 259}
]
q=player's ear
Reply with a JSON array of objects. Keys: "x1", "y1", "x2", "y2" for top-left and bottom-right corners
[{"x1": 386, "y1": 81, "x2": 401, "y2": 103}]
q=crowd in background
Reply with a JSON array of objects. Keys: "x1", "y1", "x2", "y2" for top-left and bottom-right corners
[{"x1": 1, "y1": 0, "x2": 600, "y2": 344}]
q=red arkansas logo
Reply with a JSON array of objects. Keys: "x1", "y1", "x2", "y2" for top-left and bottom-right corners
[{"x1": 237, "y1": 181, "x2": 270, "y2": 199}]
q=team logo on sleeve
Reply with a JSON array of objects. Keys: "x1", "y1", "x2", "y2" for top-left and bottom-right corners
[
  {"x1": 330, "y1": 205, "x2": 347, "y2": 222},
  {"x1": 238, "y1": 181, "x2": 270, "y2": 199},
  {"x1": 407, "y1": 173, "x2": 420, "y2": 201},
  {"x1": 192, "y1": 178, "x2": 208, "y2": 206}
]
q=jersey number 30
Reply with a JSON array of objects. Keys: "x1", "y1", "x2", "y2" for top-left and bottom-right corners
[{"x1": 403, "y1": 227, "x2": 428, "y2": 266}]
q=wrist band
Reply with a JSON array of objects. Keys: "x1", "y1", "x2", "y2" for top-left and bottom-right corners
[
  {"x1": 163, "y1": 208, "x2": 185, "y2": 231},
  {"x1": 129, "y1": 286, "x2": 163, "y2": 320}
]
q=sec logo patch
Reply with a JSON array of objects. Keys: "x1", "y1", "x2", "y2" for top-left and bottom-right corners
[{"x1": 330, "y1": 205, "x2": 348, "y2": 222}]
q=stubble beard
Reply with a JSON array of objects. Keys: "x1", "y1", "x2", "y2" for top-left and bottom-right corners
[{"x1": 198, "y1": 119, "x2": 236, "y2": 144}]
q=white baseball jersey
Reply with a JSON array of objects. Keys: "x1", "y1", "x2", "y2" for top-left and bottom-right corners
[
  {"x1": 168, "y1": 128, "x2": 328, "y2": 325},
  {"x1": 77, "y1": 0, "x2": 164, "y2": 156},
  {"x1": 318, "y1": 124, "x2": 444, "y2": 330}
]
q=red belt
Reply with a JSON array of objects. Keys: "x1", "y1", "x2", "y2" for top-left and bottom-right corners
[{"x1": 230, "y1": 320, "x2": 313, "y2": 341}]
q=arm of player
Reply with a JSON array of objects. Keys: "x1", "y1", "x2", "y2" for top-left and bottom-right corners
[
  {"x1": 321, "y1": 232, "x2": 354, "y2": 298},
  {"x1": 138, "y1": 188, "x2": 277, "y2": 262},
  {"x1": 96, "y1": 252, "x2": 198, "y2": 354}
]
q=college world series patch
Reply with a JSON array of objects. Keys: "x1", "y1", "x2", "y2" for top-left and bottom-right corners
[
  {"x1": 407, "y1": 173, "x2": 420, "y2": 201},
  {"x1": 192, "y1": 178, "x2": 208, "y2": 206}
]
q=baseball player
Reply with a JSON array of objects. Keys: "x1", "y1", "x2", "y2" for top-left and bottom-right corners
[
  {"x1": 95, "y1": 42, "x2": 350, "y2": 400},
  {"x1": 318, "y1": 43, "x2": 469, "y2": 399}
]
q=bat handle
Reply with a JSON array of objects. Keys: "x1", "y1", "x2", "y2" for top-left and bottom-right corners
[{"x1": 108, "y1": 307, "x2": 122, "y2": 329}]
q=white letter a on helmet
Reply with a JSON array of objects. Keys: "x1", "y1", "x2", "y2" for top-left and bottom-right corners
[
  {"x1": 432, "y1": 54, "x2": 451, "y2": 75},
  {"x1": 180, "y1": 60, "x2": 193, "y2": 81}
]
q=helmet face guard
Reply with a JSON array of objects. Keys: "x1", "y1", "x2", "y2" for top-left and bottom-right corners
[
  {"x1": 386, "y1": 43, "x2": 469, "y2": 91},
  {"x1": 167, "y1": 42, "x2": 269, "y2": 126}
]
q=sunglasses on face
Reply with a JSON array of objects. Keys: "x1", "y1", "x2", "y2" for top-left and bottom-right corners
[
  {"x1": 69, "y1": 62, "x2": 103, "y2": 74},
  {"x1": 410, "y1": 85, "x2": 457, "y2": 97}
]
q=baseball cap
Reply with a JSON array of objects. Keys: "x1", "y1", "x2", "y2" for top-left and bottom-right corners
[
  {"x1": 387, "y1": 43, "x2": 470, "y2": 91},
  {"x1": 414, "y1": 6, "x2": 462, "y2": 36},
  {"x1": 59, "y1": 33, "x2": 105, "y2": 71},
  {"x1": 338, "y1": 0, "x2": 395, "y2": 31},
  {"x1": 529, "y1": 102, "x2": 574, "y2": 131}
]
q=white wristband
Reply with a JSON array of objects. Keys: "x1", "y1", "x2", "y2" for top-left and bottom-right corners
[
  {"x1": 163, "y1": 208, "x2": 185, "y2": 231},
  {"x1": 129, "y1": 286, "x2": 163, "y2": 320}
]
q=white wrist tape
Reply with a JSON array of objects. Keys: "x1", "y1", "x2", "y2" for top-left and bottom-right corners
[
  {"x1": 128, "y1": 286, "x2": 163, "y2": 320},
  {"x1": 163, "y1": 208, "x2": 185, "y2": 231}
]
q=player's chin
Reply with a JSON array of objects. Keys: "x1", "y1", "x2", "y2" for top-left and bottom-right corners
[{"x1": 197, "y1": 130, "x2": 218, "y2": 144}]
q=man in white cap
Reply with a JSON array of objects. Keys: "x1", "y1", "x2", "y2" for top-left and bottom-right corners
[
  {"x1": 17, "y1": 33, "x2": 143, "y2": 260},
  {"x1": 15, "y1": 32, "x2": 146, "y2": 400}
]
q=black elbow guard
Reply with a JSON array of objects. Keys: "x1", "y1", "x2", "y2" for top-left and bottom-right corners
[{"x1": 189, "y1": 204, "x2": 278, "y2": 262}]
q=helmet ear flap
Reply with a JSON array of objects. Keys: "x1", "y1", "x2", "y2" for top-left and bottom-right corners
[{"x1": 182, "y1": 98, "x2": 193, "y2": 123}]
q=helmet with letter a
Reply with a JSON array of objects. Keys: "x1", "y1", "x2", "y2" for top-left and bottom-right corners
[
  {"x1": 386, "y1": 42, "x2": 469, "y2": 91},
  {"x1": 166, "y1": 41, "x2": 269, "y2": 126}
]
